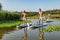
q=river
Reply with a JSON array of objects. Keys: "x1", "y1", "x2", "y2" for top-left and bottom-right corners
[{"x1": 1, "y1": 19, "x2": 60, "y2": 40}]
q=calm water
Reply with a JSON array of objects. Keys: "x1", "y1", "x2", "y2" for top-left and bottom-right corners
[{"x1": 1, "y1": 19, "x2": 60, "y2": 40}]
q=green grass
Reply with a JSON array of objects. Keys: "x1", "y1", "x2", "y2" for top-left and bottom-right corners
[
  {"x1": 0, "y1": 20, "x2": 30, "y2": 39},
  {"x1": 0, "y1": 20, "x2": 30, "y2": 28},
  {"x1": 0, "y1": 20, "x2": 22, "y2": 28},
  {"x1": 43, "y1": 26, "x2": 60, "y2": 32}
]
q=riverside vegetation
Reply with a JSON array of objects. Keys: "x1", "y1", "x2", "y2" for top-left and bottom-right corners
[
  {"x1": 0, "y1": 9, "x2": 60, "y2": 28},
  {"x1": 44, "y1": 26, "x2": 60, "y2": 32},
  {"x1": 0, "y1": 3, "x2": 60, "y2": 30}
]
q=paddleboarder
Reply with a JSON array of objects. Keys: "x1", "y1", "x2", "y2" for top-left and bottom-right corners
[
  {"x1": 38, "y1": 9, "x2": 44, "y2": 40},
  {"x1": 22, "y1": 10, "x2": 27, "y2": 24},
  {"x1": 38, "y1": 9, "x2": 45, "y2": 24}
]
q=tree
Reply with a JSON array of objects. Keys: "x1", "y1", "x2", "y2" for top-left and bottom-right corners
[{"x1": 0, "y1": 3, "x2": 2, "y2": 11}]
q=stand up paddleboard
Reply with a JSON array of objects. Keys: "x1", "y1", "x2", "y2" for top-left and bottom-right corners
[
  {"x1": 16, "y1": 23, "x2": 32, "y2": 29},
  {"x1": 46, "y1": 19, "x2": 53, "y2": 23},
  {"x1": 31, "y1": 23, "x2": 48, "y2": 28},
  {"x1": 16, "y1": 24, "x2": 28, "y2": 29}
]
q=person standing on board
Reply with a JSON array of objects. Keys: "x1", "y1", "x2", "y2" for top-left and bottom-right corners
[
  {"x1": 38, "y1": 9, "x2": 45, "y2": 24},
  {"x1": 22, "y1": 10, "x2": 27, "y2": 24},
  {"x1": 22, "y1": 10, "x2": 27, "y2": 40},
  {"x1": 38, "y1": 9, "x2": 44, "y2": 40},
  {"x1": 38, "y1": 9, "x2": 43, "y2": 24}
]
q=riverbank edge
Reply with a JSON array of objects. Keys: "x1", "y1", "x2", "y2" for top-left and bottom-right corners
[{"x1": 0, "y1": 20, "x2": 30, "y2": 28}]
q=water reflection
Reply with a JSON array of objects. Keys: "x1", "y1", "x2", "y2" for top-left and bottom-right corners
[
  {"x1": 39, "y1": 27, "x2": 44, "y2": 40},
  {"x1": 2, "y1": 27, "x2": 60, "y2": 40},
  {"x1": 0, "y1": 27, "x2": 15, "y2": 39},
  {"x1": 1, "y1": 19, "x2": 60, "y2": 40},
  {"x1": 23, "y1": 27, "x2": 27, "y2": 40},
  {"x1": 30, "y1": 27, "x2": 44, "y2": 40},
  {"x1": 19, "y1": 26, "x2": 44, "y2": 40}
]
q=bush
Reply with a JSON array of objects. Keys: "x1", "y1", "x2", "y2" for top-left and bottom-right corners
[{"x1": 0, "y1": 11, "x2": 21, "y2": 21}]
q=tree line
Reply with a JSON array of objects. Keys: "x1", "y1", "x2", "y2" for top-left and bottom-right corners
[
  {"x1": 0, "y1": 9, "x2": 60, "y2": 21},
  {"x1": 0, "y1": 11, "x2": 21, "y2": 21},
  {"x1": 0, "y1": 3, "x2": 60, "y2": 21}
]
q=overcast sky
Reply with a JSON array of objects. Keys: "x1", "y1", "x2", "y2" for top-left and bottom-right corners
[{"x1": 0, "y1": 0, "x2": 60, "y2": 12}]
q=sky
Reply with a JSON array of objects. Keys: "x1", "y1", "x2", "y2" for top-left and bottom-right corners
[{"x1": 0, "y1": 0, "x2": 60, "y2": 12}]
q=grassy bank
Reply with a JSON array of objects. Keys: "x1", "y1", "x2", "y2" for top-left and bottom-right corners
[
  {"x1": 43, "y1": 26, "x2": 60, "y2": 32},
  {"x1": 0, "y1": 20, "x2": 22, "y2": 28},
  {"x1": 0, "y1": 20, "x2": 23, "y2": 28},
  {"x1": 0, "y1": 20, "x2": 30, "y2": 28}
]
